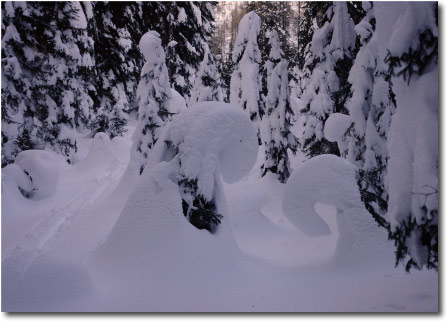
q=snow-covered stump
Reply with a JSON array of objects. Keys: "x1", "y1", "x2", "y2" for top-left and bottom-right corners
[
  {"x1": 91, "y1": 102, "x2": 258, "y2": 288},
  {"x1": 282, "y1": 155, "x2": 393, "y2": 269}
]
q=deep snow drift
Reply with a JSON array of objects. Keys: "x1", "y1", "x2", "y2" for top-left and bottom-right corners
[{"x1": 1, "y1": 106, "x2": 437, "y2": 311}]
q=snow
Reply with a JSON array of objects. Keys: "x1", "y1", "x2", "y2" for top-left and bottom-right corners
[
  {"x1": 69, "y1": 1, "x2": 88, "y2": 29},
  {"x1": 387, "y1": 2, "x2": 437, "y2": 57},
  {"x1": 324, "y1": 113, "x2": 352, "y2": 143},
  {"x1": 1, "y1": 122, "x2": 438, "y2": 312},
  {"x1": 14, "y1": 150, "x2": 62, "y2": 200},
  {"x1": 282, "y1": 154, "x2": 394, "y2": 267},
  {"x1": 138, "y1": 30, "x2": 164, "y2": 65},
  {"x1": 167, "y1": 88, "x2": 187, "y2": 114},
  {"x1": 1, "y1": 2, "x2": 438, "y2": 312},
  {"x1": 161, "y1": 101, "x2": 258, "y2": 199}
]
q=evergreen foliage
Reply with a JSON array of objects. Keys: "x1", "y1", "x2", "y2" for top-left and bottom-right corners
[{"x1": 260, "y1": 29, "x2": 296, "y2": 183}]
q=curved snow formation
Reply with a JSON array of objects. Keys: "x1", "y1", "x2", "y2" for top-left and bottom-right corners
[
  {"x1": 92, "y1": 102, "x2": 258, "y2": 284},
  {"x1": 282, "y1": 154, "x2": 392, "y2": 266},
  {"x1": 161, "y1": 101, "x2": 259, "y2": 199}
]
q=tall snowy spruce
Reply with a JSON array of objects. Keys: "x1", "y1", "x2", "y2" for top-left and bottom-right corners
[
  {"x1": 325, "y1": 2, "x2": 396, "y2": 217},
  {"x1": 190, "y1": 46, "x2": 224, "y2": 104},
  {"x1": 298, "y1": 2, "x2": 356, "y2": 157},
  {"x1": 260, "y1": 30, "x2": 296, "y2": 183},
  {"x1": 230, "y1": 11, "x2": 263, "y2": 144},
  {"x1": 381, "y1": 2, "x2": 438, "y2": 271},
  {"x1": 163, "y1": 2, "x2": 216, "y2": 104},
  {"x1": 90, "y1": 2, "x2": 144, "y2": 138},
  {"x1": 131, "y1": 31, "x2": 172, "y2": 175},
  {"x1": 1, "y1": 1, "x2": 94, "y2": 165}
]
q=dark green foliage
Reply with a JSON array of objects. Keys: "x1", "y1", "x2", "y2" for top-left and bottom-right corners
[
  {"x1": 386, "y1": 29, "x2": 438, "y2": 84},
  {"x1": 179, "y1": 178, "x2": 223, "y2": 234}
]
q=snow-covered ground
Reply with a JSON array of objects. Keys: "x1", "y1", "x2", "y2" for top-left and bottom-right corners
[{"x1": 1, "y1": 122, "x2": 438, "y2": 312}]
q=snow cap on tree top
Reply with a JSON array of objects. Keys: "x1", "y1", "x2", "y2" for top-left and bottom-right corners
[
  {"x1": 232, "y1": 11, "x2": 261, "y2": 63},
  {"x1": 139, "y1": 30, "x2": 165, "y2": 64}
]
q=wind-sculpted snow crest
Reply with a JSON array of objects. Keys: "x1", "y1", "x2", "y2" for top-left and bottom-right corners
[
  {"x1": 282, "y1": 154, "x2": 393, "y2": 267},
  {"x1": 91, "y1": 102, "x2": 258, "y2": 290}
]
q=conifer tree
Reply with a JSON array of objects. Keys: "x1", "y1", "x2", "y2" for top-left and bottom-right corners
[
  {"x1": 163, "y1": 2, "x2": 216, "y2": 104},
  {"x1": 383, "y1": 2, "x2": 438, "y2": 271},
  {"x1": 260, "y1": 30, "x2": 295, "y2": 183},
  {"x1": 90, "y1": 2, "x2": 144, "y2": 138},
  {"x1": 230, "y1": 11, "x2": 263, "y2": 144},
  {"x1": 298, "y1": 2, "x2": 356, "y2": 157},
  {"x1": 190, "y1": 46, "x2": 224, "y2": 104},
  {"x1": 131, "y1": 31, "x2": 172, "y2": 175},
  {"x1": 1, "y1": 1, "x2": 93, "y2": 165}
]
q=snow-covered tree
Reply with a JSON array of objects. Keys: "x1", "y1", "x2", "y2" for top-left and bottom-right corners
[
  {"x1": 163, "y1": 2, "x2": 216, "y2": 104},
  {"x1": 131, "y1": 31, "x2": 172, "y2": 175},
  {"x1": 90, "y1": 2, "x2": 145, "y2": 138},
  {"x1": 160, "y1": 102, "x2": 258, "y2": 233},
  {"x1": 1, "y1": 2, "x2": 94, "y2": 165},
  {"x1": 260, "y1": 30, "x2": 296, "y2": 183},
  {"x1": 297, "y1": 2, "x2": 356, "y2": 157},
  {"x1": 326, "y1": 2, "x2": 396, "y2": 216},
  {"x1": 230, "y1": 11, "x2": 263, "y2": 144},
  {"x1": 380, "y1": 2, "x2": 438, "y2": 271},
  {"x1": 190, "y1": 46, "x2": 224, "y2": 104}
]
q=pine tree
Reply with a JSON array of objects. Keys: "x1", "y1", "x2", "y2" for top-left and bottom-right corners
[
  {"x1": 383, "y1": 2, "x2": 438, "y2": 271},
  {"x1": 260, "y1": 30, "x2": 296, "y2": 183},
  {"x1": 131, "y1": 31, "x2": 172, "y2": 175},
  {"x1": 341, "y1": 2, "x2": 396, "y2": 214},
  {"x1": 1, "y1": 1, "x2": 93, "y2": 165},
  {"x1": 298, "y1": 2, "x2": 356, "y2": 157},
  {"x1": 230, "y1": 11, "x2": 263, "y2": 144},
  {"x1": 90, "y1": 2, "x2": 144, "y2": 138},
  {"x1": 190, "y1": 46, "x2": 224, "y2": 104},
  {"x1": 162, "y1": 2, "x2": 216, "y2": 104}
]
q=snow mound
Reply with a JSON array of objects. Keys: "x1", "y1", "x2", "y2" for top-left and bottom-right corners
[
  {"x1": 14, "y1": 150, "x2": 61, "y2": 200},
  {"x1": 92, "y1": 101, "x2": 258, "y2": 292},
  {"x1": 163, "y1": 101, "x2": 258, "y2": 199},
  {"x1": 76, "y1": 132, "x2": 118, "y2": 170},
  {"x1": 167, "y1": 88, "x2": 187, "y2": 114},
  {"x1": 138, "y1": 30, "x2": 164, "y2": 66},
  {"x1": 1, "y1": 163, "x2": 34, "y2": 199},
  {"x1": 324, "y1": 113, "x2": 352, "y2": 142},
  {"x1": 283, "y1": 155, "x2": 393, "y2": 266}
]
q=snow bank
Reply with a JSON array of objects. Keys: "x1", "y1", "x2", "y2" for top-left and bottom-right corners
[
  {"x1": 14, "y1": 150, "x2": 61, "y2": 200},
  {"x1": 76, "y1": 132, "x2": 118, "y2": 171},
  {"x1": 282, "y1": 155, "x2": 393, "y2": 266}
]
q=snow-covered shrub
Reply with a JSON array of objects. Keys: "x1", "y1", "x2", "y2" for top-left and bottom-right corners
[
  {"x1": 260, "y1": 29, "x2": 296, "y2": 183},
  {"x1": 131, "y1": 31, "x2": 173, "y2": 175},
  {"x1": 14, "y1": 150, "x2": 61, "y2": 200},
  {"x1": 230, "y1": 11, "x2": 263, "y2": 144},
  {"x1": 282, "y1": 155, "x2": 393, "y2": 266}
]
